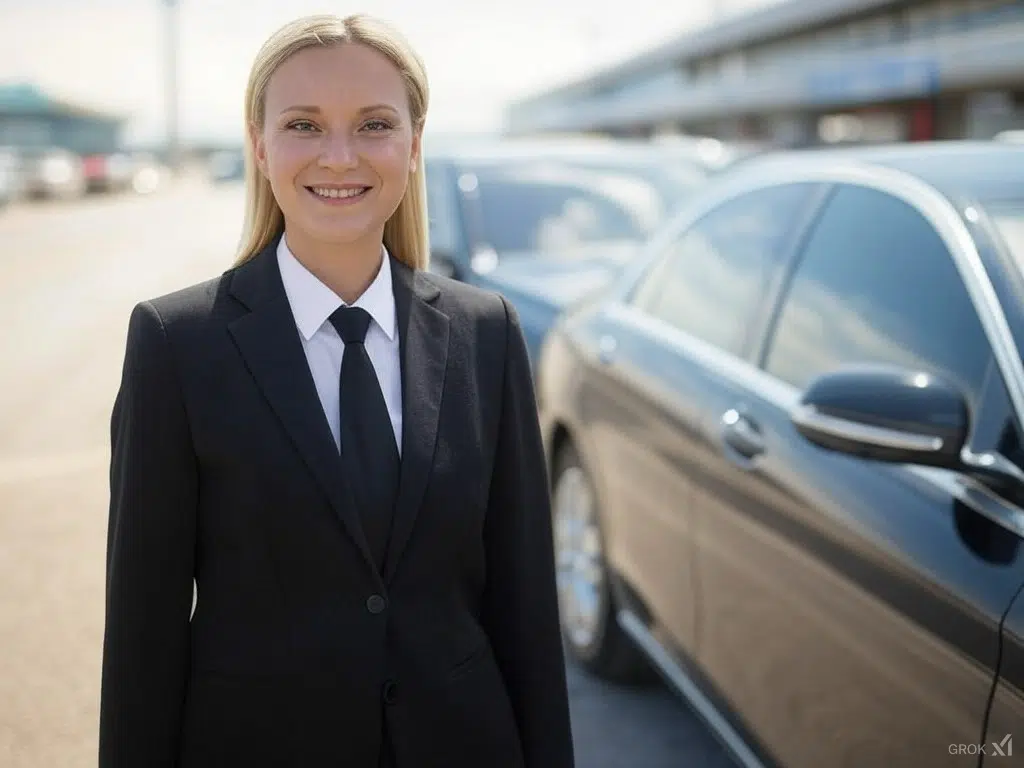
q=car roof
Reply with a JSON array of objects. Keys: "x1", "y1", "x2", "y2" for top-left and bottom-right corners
[
  {"x1": 735, "y1": 140, "x2": 1024, "y2": 202},
  {"x1": 423, "y1": 134, "x2": 739, "y2": 170}
]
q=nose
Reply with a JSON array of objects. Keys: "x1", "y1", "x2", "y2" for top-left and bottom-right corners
[{"x1": 317, "y1": 133, "x2": 358, "y2": 171}]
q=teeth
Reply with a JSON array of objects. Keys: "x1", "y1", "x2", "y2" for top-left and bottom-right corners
[{"x1": 310, "y1": 187, "x2": 366, "y2": 199}]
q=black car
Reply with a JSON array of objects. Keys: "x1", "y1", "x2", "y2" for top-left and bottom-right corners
[
  {"x1": 422, "y1": 137, "x2": 738, "y2": 365},
  {"x1": 535, "y1": 141, "x2": 1024, "y2": 768}
]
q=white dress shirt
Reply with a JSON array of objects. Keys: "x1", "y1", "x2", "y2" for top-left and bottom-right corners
[{"x1": 276, "y1": 236, "x2": 403, "y2": 455}]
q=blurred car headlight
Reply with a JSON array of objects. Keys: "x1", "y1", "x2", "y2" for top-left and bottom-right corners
[
  {"x1": 41, "y1": 155, "x2": 74, "y2": 184},
  {"x1": 132, "y1": 167, "x2": 161, "y2": 194}
]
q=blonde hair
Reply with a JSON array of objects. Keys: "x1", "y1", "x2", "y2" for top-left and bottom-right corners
[{"x1": 232, "y1": 14, "x2": 430, "y2": 271}]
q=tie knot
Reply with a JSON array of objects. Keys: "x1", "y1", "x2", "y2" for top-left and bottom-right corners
[{"x1": 329, "y1": 306, "x2": 372, "y2": 344}]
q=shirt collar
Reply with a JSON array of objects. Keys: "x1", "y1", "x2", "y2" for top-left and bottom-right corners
[{"x1": 276, "y1": 235, "x2": 397, "y2": 342}]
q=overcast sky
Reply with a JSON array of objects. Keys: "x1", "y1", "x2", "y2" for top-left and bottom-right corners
[{"x1": 0, "y1": 0, "x2": 774, "y2": 144}]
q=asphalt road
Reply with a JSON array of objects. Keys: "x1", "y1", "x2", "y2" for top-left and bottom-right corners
[{"x1": 0, "y1": 179, "x2": 733, "y2": 768}]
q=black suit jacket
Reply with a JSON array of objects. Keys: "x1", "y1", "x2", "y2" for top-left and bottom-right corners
[{"x1": 98, "y1": 237, "x2": 575, "y2": 768}]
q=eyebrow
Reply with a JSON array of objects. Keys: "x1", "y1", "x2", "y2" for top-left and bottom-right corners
[{"x1": 279, "y1": 104, "x2": 400, "y2": 116}]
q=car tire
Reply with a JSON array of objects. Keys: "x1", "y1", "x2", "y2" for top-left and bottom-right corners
[{"x1": 552, "y1": 442, "x2": 651, "y2": 684}]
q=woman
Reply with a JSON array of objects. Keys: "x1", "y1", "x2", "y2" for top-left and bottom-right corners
[{"x1": 98, "y1": 14, "x2": 574, "y2": 768}]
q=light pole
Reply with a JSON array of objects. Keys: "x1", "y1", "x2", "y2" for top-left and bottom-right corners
[{"x1": 163, "y1": 0, "x2": 181, "y2": 173}]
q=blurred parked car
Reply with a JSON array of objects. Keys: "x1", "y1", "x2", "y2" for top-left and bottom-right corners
[
  {"x1": 650, "y1": 133, "x2": 765, "y2": 168},
  {"x1": 81, "y1": 151, "x2": 165, "y2": 195},
  {"x1": 995, "y1": 129, "x2": 1024, "y2": 144},
  {"x1": 82, "y1": 152, "x2": 133, "y2": 193},
  {"x1": 0, "y1": 146, "x2": 22, "y2": 208},
  {"x1": 18, "y1": 147, "x2": 86, "y2": 200},
  {"x1": 126, "y1": 153, "x2": 166, "y2": 195},
  {"x1": 424, "y1": 137, "x2": 735, "y2": 365},
  {"x1": 536, "y1": 141, "x2": 1024, "y2": 768},
  {"x1": 208, "y1": 149, "x2": 244, "y2": 183}
]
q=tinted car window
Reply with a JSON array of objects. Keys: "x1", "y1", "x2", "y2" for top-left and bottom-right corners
[
  {"x1": 464, "y1": 158, "x2": 707, "y2": 254},
  {"x1": 628, "y1": 183, "x2": 816, "y2": 356},
  {"x1": 764, "y1": 184, "x2": 991, "y2": 399},
  {"x1": 424, "y1": 161, "x2": 462, "y2": 255},
  {"x1": 971, "y1": 364, "x2": 1024, "y2": 476}
]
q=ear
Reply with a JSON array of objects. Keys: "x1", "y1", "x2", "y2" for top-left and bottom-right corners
[
  {"x1": 248, "y1": 121, "x2": 268, "y2": 177},
  {"x1": 409, "y1": 127, "x2": 422, "y2": 174}
]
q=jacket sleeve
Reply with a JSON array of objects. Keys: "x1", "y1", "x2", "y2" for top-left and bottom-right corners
[
  {"x1": 99, "y1": 301, "x2": 197, "y2": 767},
  {"x1": 482, "y1": 295, "x2": 576, "y2": 768}
]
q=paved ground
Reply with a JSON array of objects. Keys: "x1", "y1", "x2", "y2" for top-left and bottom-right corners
[{"x1": 0, "y1": 180, "x2": 733, "y2": 767}]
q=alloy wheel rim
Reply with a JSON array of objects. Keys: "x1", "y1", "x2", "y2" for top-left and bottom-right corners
[{"x1": 553, "y1": 465, "x2": 605, "y2": 650}]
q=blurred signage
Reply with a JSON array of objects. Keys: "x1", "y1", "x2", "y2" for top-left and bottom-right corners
[{"x1": 806, "y1": 56, "x2": 940, "y2": 103}]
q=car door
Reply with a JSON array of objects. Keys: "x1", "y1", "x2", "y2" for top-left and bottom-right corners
[
  {"x1": 577, "y1": 182, "x2": 823, "y2": 666},
  {"x1": 690, "y1": 181, "x2": 1024, "y2": 767}
]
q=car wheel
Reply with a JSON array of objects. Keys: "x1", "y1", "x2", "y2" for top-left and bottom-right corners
[{"x1": 552, "y1": 442, "x2": 650, "y2": 683}]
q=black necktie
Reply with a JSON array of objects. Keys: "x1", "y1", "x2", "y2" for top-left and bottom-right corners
[{"x1": 329, "y1": 306, "x2": 400, "y2": 571}]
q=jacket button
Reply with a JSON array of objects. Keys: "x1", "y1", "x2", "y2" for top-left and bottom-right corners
[
  {"x1": 382, "y1": 680, "x2": 398, "y2": 705},
  {"x1": 366, "y1": 594, "x2": 387, "y2": 614}
]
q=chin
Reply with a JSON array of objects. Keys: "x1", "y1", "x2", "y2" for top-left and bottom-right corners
[{"x1": 304, "y1": 222, "x2": 382, "y2": 247}]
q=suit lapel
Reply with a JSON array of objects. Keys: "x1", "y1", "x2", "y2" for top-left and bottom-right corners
[
  {"x1": 226, "y1": 237, "x2": 379, "y2": 578},
  {"x1": 384, "y1": 259, "x2": 450, "y2": 584}
]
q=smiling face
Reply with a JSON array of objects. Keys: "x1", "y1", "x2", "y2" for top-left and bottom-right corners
[{"x1": 252, "y1": 42, "x2": 421, "y2": 257}]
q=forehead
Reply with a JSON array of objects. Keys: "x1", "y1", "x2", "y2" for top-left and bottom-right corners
[{"x1": 265, "y1": 43, "x2": 408, "y2": 111}]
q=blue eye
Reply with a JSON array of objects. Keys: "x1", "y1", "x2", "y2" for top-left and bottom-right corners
[
  {"x1": 363, "y1": 119, "x2": 393, "y2": 131},
  {"x1": 287, "y1": 120, "x2": 318, "y2": 132}
]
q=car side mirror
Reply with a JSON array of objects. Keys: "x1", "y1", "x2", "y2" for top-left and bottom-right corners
[{"x1": 789, "y1": 365, "x2": 969, "y2": 470}]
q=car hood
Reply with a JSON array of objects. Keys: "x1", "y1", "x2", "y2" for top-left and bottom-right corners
[{"x1": 476, "y1": 243, "x2": 638, "y2": 309}]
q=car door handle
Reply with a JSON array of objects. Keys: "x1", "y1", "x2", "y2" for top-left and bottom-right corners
[{"x1": 721, "y1": 408, "x2": 765, "y2": 459}]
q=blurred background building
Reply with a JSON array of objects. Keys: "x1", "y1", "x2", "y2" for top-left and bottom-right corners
[
  {"x1": 503, "y1": 0, "x2": 1024, "y2": 147},
  {"x1": 0, "y1": 82, "x2": 124, "y2": 155}
]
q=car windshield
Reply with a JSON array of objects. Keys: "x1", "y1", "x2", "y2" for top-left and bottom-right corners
[
  {"x1": 988, "y1": 200, "x2": 1024, "y2": 270},
  {"x1": 461, "y1": 157, "x2": 707, "y2": 255}
]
